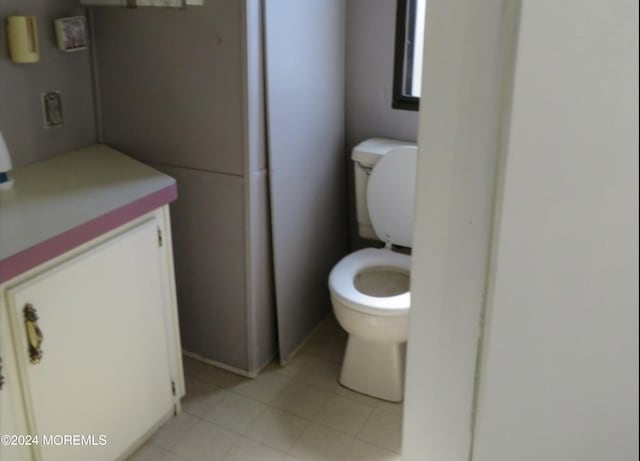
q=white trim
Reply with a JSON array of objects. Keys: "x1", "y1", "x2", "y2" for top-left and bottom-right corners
[
  {"x1": 402, "y1": 1, "x2": 520, "y2": 460},
  {"x1": 467, "y1": 1, "x2": 522, "y2": 457}
]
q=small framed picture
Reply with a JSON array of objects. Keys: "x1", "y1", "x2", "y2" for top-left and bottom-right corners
[{"x1": 54, "y1": 16, "x2": 89, "y2": 52}]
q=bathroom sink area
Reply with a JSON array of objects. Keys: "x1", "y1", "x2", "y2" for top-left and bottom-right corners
[
  {"x1": 0, "y1": 144, "x2": 176, "y2": 282},
  {"x1": 0, "y1": 144, "x2": 183, "y2": 461}
]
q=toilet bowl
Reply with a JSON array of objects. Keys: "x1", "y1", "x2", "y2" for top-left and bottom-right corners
[
  {"x1": 329, "y1": 248, "x2": 410, "y2": 402},
  {"x1": 330, "y1": 248, "x2": 410, "y2": 342},
  {"x1": 328, "y1": 138, "x2": 417, "y2": 402}
]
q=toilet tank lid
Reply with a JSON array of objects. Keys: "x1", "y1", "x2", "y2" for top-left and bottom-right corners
[{"x1": 352, "y1": 138, "x2": 416, "y2": 167}]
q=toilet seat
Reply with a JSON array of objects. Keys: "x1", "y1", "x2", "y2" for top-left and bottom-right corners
[{"x1": 329, "y1": 248, "x2": 411, "y2": 316}]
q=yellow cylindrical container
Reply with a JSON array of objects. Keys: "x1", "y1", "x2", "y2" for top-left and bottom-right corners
[{"x1": 7, "y1": 16, "x2": 40, "y2": 64}]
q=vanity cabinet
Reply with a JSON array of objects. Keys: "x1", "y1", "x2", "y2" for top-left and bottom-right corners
[
  {"x1": 0, "y1": 312, "x2": 31, "y2": 461},
  {"x1": 0, "y1": 145, "x2": 184, "y2": 461}
]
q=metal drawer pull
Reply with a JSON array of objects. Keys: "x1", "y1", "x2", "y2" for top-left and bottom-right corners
[{"x1": 24, "y1": 304, "x2": 44, "y2": 364}]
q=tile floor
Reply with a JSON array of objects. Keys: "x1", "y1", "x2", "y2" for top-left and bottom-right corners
[{"x1": 128, "y1": 315, "x2": 403, "y2": 461}]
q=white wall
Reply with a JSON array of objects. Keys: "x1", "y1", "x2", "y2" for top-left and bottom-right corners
[
  {"x1": 404, "y1": 0, "x2": 639, "y2": 460},
  {"x1": 402, "y1": 0, "x2": 513, "y2": 459},
  {"x1": 473, "y1": 1, "x2": 639, "y2": 460}
]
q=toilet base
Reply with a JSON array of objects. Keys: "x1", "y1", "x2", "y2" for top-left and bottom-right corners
[{"x1": 339, "y1": 336, "x2": 406, "y2": 402}]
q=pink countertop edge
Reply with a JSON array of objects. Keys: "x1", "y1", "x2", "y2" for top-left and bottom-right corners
[{"x1": 0, "y1": 183, "x2": 177, "y2": 284}]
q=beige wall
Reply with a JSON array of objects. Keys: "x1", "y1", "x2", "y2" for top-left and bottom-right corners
[{"x1": 0, "y1": 1, "x2": 96, "y2": 167}]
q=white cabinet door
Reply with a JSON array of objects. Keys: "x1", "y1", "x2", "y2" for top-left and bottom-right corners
[
  {"x1": 1, "y1": 312, "x2": 32, "y2": 461},
  {"x1": 6, "y1": 218, "x2": 174, "y2": 461}
]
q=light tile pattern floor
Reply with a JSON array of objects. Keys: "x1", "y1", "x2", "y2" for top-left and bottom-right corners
[{"x1": 128, "y1": 315, "x2": 403, "y2": 461}]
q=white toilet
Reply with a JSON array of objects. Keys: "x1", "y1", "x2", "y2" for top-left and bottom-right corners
[{"x1": 329, "y1": 138, "x2": 417, "y2": 402}]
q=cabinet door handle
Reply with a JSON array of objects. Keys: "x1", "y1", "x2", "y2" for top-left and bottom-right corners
[
  {"x1": 0, "y1": 356, "x2": 4, "y2": 390},
  {"x1": 24, "y1": 304, "x2": 44, "y2": 364}
]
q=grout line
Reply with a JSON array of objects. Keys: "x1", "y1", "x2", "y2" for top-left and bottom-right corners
[
  {"x1": 178, "y1": 330, "x2": 404, "y2": 457},
  {"x1": 184, "y1": 347, "x2": 396, "y2": 410},
  {"x1": 183, "y1": 374, "x2": 372, "y2": 452},
  {"x1": 340, "y1": 436, "x2": 359, "y2": 461}
]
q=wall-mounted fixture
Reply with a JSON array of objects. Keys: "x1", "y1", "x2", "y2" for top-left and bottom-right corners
[
  {"x1": 80, "y1": 0, "x2": 203, "y2": 7},
  {"x1": 6, "y1": 16, "x2": 39, "y2": 64},
  {"x1": 54, "y1": 16, "x2": 89, "y2": 52},
  {"x1": 41, "y1": 92, "x2": 64, "y2": 129},
  {"x1": 0, "y1": 131, "x2": 14, "y2": 190}
]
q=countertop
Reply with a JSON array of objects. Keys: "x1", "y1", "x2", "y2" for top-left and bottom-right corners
[{"x1": 0, "y1": 144, "x2": 177, "y2": 283}]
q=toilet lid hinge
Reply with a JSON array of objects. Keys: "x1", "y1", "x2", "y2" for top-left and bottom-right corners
[
  {"x1": 354, "y1": 161, "x2": 373, "y2": 176},
  {"x1": 384, "y1": 235, "x2": 392, "y2": 250}
]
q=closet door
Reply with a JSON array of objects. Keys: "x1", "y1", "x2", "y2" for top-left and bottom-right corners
[{"x1": 264, "y1": 0, "x2": 349, "y2": 362}]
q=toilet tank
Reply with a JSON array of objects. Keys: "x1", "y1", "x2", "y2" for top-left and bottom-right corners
[{"x1": 352, "y1": 138, "x2": 416, "y2": 240}]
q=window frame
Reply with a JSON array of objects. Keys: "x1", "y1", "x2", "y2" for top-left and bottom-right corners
[{"x1": 392, "y1": 0, "x2": 420, "y2": 111}]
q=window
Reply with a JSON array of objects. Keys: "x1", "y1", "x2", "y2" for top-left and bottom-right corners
[{"x1": 393, "y1": 0, "x2": 426, "y2": 111}]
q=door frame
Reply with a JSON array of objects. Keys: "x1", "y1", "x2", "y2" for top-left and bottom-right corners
[{"x1": 401, "y1": 1, "x2": 521, "y2": 460}]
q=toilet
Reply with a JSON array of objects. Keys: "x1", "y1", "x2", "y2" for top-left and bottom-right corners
[{"x1": 329, "y1": 138, "x2": 417, "y2": 402}]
